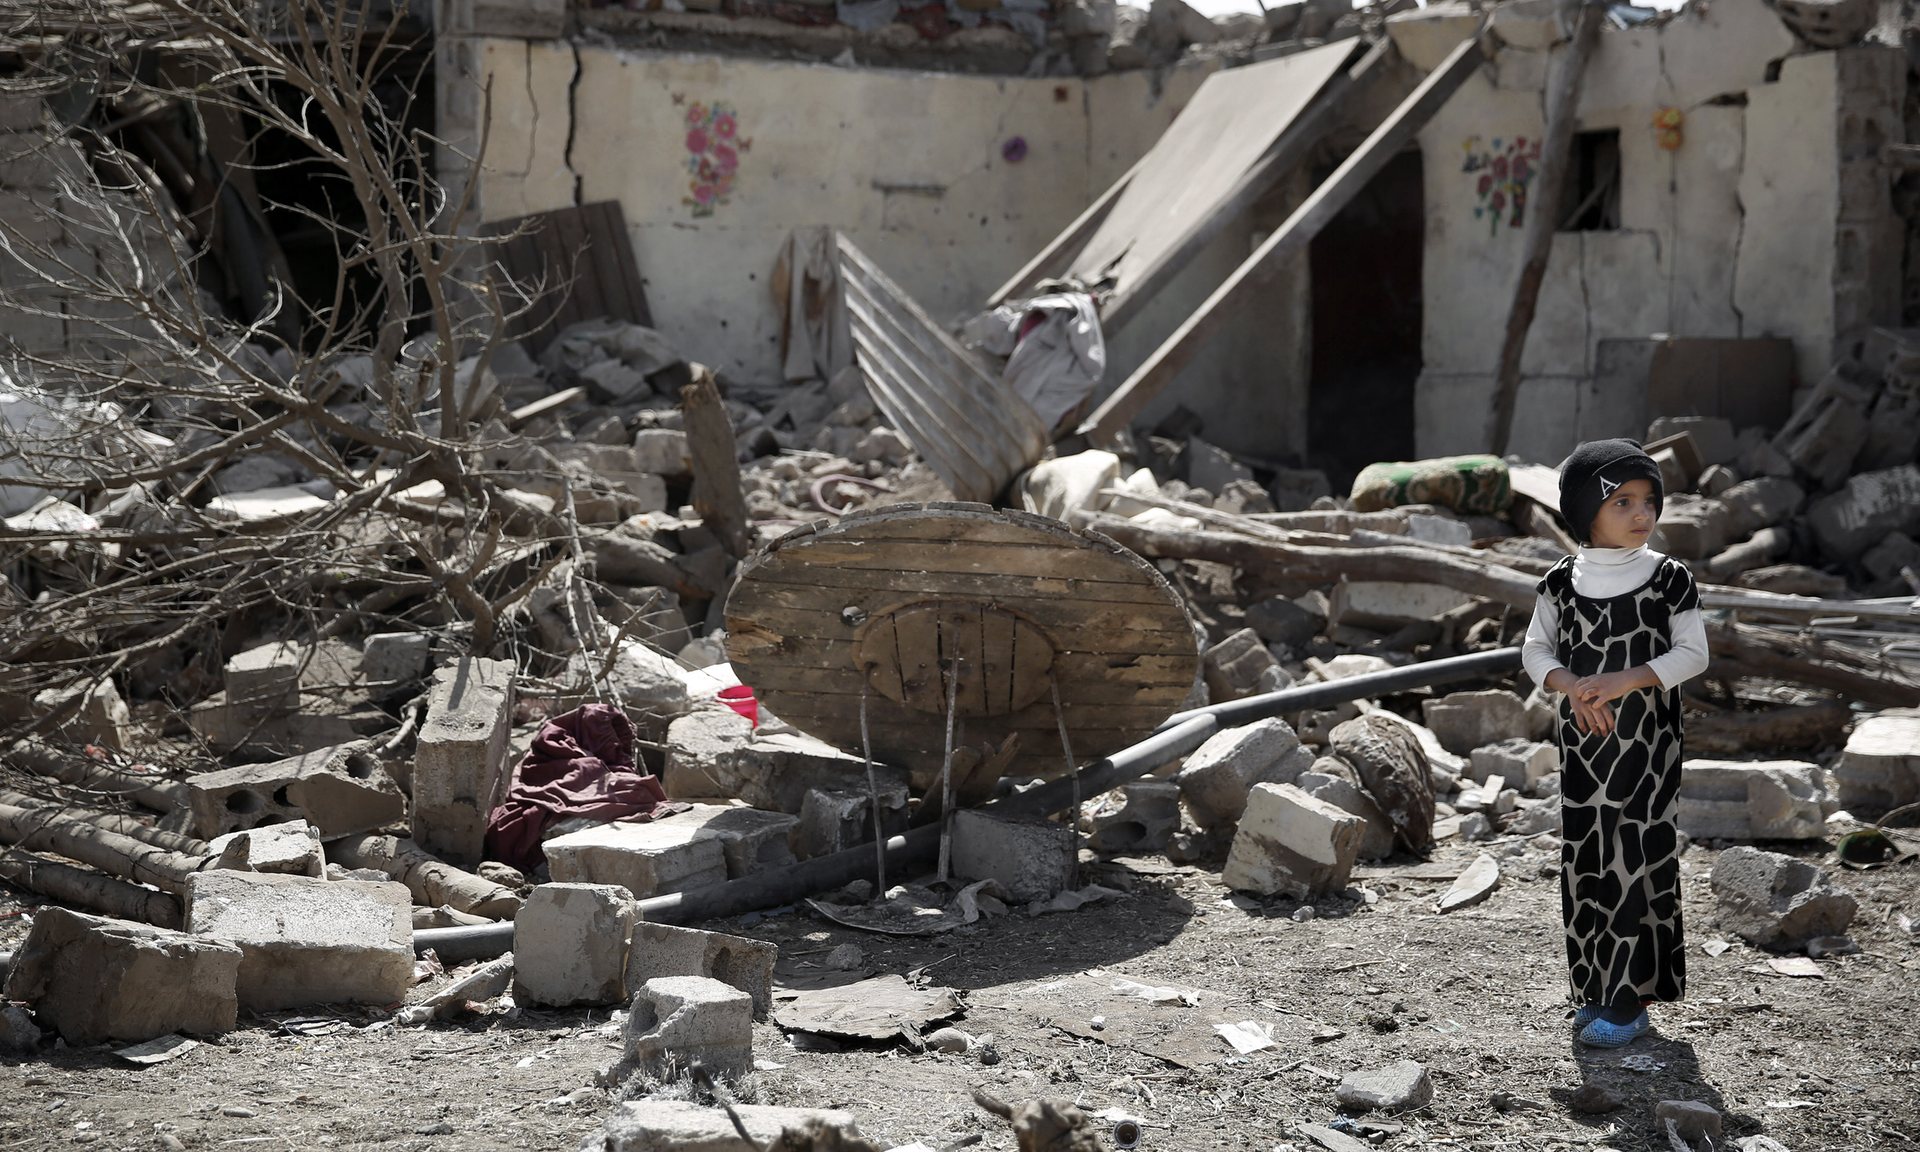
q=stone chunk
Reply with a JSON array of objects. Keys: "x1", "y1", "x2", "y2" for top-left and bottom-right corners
[
  {"x1": 1805, "y1": 463, "x2": 1920, "y2": 560},
  {"x1": 625, "y1": 976, "x2": 752, "y2": 1079},
  {"x1": 1297, "y1": 772, "x2": 1395, "y2": 860},
  {"x1": 1655, "y1": 495, "x2": 1733, "y2": 560},
  {"x1": 1720, "y1": 476, "x2": 1805, "y2": 537},
  {"x1": 632, "y1": 428, "x2": 692, "y2": 477},
  {"x1": 225, "y1": 641, "x2": 303, "y2": 714},
  {"x1": 580, "y1": 640, "x2": 693, "y2": 720},
  {"x1": 1469, "y1": 739, "x2": 1558, "y2": 792},
  {"x1": 186, "y1": 742, "x2": 404, "y2": 840},
  {"x1": 185, "y1": 871, "x2": 413, "y2": 1012},
  {"x1": 3, "y1": 907, "x2": 243, "y2": 1045},
  {"x1": 1223, "y1": 783, "x2": 1364, "y2": 899},
  {"x1": 1832, "y1": 710, "x2": 1920, "y2": 817},
  {"x1": 662, "y1": 708, "x2": 909, "y2": 813},
  {"x1": 1202, "y1": 627, "x2": 1288, "y2": 702},
  {"x1": 1654, "y1": 1100, "x2": 1723, "y2": 1146},
  {"x1": 1245, "y1": 594, "x2": 1326, "y2": 650},
  {"x1": 1336, "y1": 1059, "x2": 1434, "y2": 1113},
  {"x1": 544, "y1": 815, "x2": 730, "y2": 899},
  {"x1": 792, "y1": 786, "x2": 908, "y2": 860},
  {"x1": 669, "y1": 803, "x2": 799, "y2": 878},
  {"x1": 1421, "y1": 690, "x2": 1528, "y2": 755},
  {"x1": 950, "y1": 809, "x2": 1073, "y2": 903},
  {"x1": 26, "y1": 678, "x2": 132, "y2": 750},
  {"x1": 1175, "y1": 718, "x2": 1314, "y2": 829},
  {"x1": 1710, "y1": 846, "x2": 1858, "y2": 950},
  {"x1": 1437, "y1": 853, "x2": 1501, "y2": 912},
  {"x1": 412, "y1": 657, "x2": 515, "y2": 867},
  {"x1": 624, "y1": 921, "x2": 777, "y2": 1019},
  {"x1": 207, "y1": 821, "x2": 326, "y2": 877},
  {"x1": 1678, "y1": 759, "x2": 1826, "y2": 841},
  {"x1": 1083, "y1": 780, "x2": 1181, "y2": 855},
  {"x1": 1332, "y1": 581, "x2": 1476, "y2": 629},
  {"x1": 361, "y1": 632, "x2": 430, "y2": 685},
  {"x1": 514, "y1": 883, "x2": 636, "y2": 1008},
  {"x1": 597, "y1": 1101, "x2": 868, "y2": 1152},
  {"x1": 1328, "y1": 714, "x2": 1434, "y2": 853}
]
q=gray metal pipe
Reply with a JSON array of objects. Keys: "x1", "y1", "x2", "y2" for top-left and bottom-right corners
[{"x1": 416, "y1": 646, "x2": 1524, "y2": 957}]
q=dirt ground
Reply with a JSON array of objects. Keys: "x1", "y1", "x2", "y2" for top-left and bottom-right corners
[{"x1": 2, "y1": 833, "x2": 1915, "y2": 1152}]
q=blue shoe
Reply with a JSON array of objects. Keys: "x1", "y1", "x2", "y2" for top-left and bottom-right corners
[
  {"x1": 1571, "y1": 1003, "x2": 1602, "y2": 1028},
  {"x1": 1578, "y1": 1010, "x2": 1651, "y2": 1048}
]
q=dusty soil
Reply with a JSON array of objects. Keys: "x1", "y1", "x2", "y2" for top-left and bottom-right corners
[{"x1": 2, "y1": 834, "x2": 1916, "y2": 1152}]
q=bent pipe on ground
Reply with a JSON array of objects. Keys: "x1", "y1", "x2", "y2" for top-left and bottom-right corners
[{"x1": 414, "y1": 646, "x2": 1523, "y2": 960}]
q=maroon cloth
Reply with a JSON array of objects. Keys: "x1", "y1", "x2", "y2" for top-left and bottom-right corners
[{"x1": 483, "y1": 703, "x2": 685, "y2": 871}]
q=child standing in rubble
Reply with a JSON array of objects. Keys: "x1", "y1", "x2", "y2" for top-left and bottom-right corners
[{"x1": 1520, "y1": 439, "x2": 1709, "y2": 1049}]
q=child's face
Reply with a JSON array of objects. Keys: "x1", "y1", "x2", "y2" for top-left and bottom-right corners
[{"x1": 1589, "y1": 477, "x2": 1658, "y2": 548}]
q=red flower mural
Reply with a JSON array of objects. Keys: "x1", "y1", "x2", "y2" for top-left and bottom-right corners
[
  {"x1": 1460, "y1": 134, "x2": 1543, "y2": 234},
  {"x1": 679, "y1": 97, "x2": 748, "y2": 218}
]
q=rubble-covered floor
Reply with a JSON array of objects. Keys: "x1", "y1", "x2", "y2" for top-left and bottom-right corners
[{"x1": 3, "y1": 836, "x2": 1914, "y2": 1152}]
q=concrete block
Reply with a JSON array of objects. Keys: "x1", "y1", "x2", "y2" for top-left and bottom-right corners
[
  {"x1": 1184, "y1": 437, "x2": 1253, "y2": 493},
  {"x1": 1469, "y1": 739, "x2": 1558, "y2": 792},
  {"x1": 668, "y1": 803, "x2": 799, "y2": 878},
  {"x1": 625, "y1": 976, "x2": 752, "y2": 1079},
  {"x1": 361, "y1": 632, "x2": 430, "y2": 685},
  {"x1": 1861, "y1": 532, "x2": 1920, "y2": 583},
  {"x1": 1678, "y1": 759, "x2": 1826, "y2": 841},
  {"x1": 1223, "y1": 782, "x2": 1365, "y2": 899},
  {"x1": 1202, "y1": 627, "x2": 1288, "y2": 703},
  {"x1": 597, "y1": 1101, "x2": 868, "y2": 1152},
  {"x1": 1332, "y1": 581, "x2": 1477, "y2": 629},
  {"x1": 1720, "y1": 476, "x2": 1805, "y2": 537},
  {"x1": 581, "y1": 640, "x2": 694, "y2": 720},
  {"x1": 186, "y1": 742, "x2": 404, "y2": 840},
  {"x1": 1710, "y1": 846, "x2": 1858, "y2": 950},
  {"x1": 1175, "y1": 717, "x2": 1313, "y2": 829},
  {"x1": 185, "y1": 871, "x2": 413, "y2": 1012},
  {"x1": 662, "y1": 708, "x2": 909, "y2": 813},
  {"x1": 1021, "y1": 449, "x2": 1120, "y2": 521},
  {"x1": 1296, "y1": 771, "x2": 1395, "y2": 860},
  {"x1": 1649, "y1": 416, "x2": 1737, "y2": 466},
  {"x1": 1404, "y1": 513, "x2": 1473, "y2": 547},
  {"x1": 185, "y1": 696, "x2": 385, "y2": 756},
  {"x1": 950, "y1": 808, "x2": 1073, "y2": 903},
  {"x1": 1832, "y1": 710, "x2": 1920, "y2": 817},
  {"x1": 2, "y1": 907, "x2": 243, "y2": 1045},
  {"x1": 544, "y1": 814, "x2": 730, "y2": 899},
  {"x1": 412, "y1": 656, "x2": 515, "y2": 867},
  {"x1": 224, "y1": 641, "x2": 303, "y2": 714},
  {"x1": 1699, "y1": 465, "x2": 1739, "y2": 498},
  {"x1": 514, "y1": 883, "x2": 636, "y2": 1008},
  {"x1": 1245, "y1": 594, "x2": 1326, "y2": 650},
  {"x1": 1327, "y1": 714, "x2": 1434, "y2": 853},
  {"x1": 207, "y1": 821, "x2": 326, "y2": 877},
  {"x1": 1806, "y1": 464, "x2": 1920, "y2": 560},
  {"x1": 792, "y1": 786, "x2": 907, "y2": 860},
  {"x1": 1655, "y1": 495, "x2": 1734, "y2": 560},
  {"x1": 27, "y1": 678, "x2": 132, "y2": 750},
  {"x1": 1421, "y1": 690, "x2": 1529, "y2": 755},
  {"x1": 1336, "y1": 1059, "x2": 1434, "y2": 1112},
  {"x1": 1083, "y1": 780, "x2": 1181, "y2": 855},
  {"x1": 632, "y1": 428, "x2": 692, "y2": 477},
  {"x1": 624, "y1": 921, "x2": 777, "y2": 1019}
]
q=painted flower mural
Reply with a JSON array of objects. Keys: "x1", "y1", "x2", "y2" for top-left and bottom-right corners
[
  {"x1": 679, "y1": 97, "x2": 750, "y2": 218},
  {"x1": 1461, "y1": 134, "x2": 1542, "y2": 235}
]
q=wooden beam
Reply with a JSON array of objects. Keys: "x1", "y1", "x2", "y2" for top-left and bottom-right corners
[
  {"x1": 1487, "y1": 2, "x2": 1604, "y2": 454},
  {"x1": 985, "y1": 157, "x2": 1145, "y2": 309},
  {"x1": 1079, "y1": 30, "x2": 1488, "y2": 442},
  {"x1": 1098, "y1": 39, "x2": 1388, "y2": 336}
]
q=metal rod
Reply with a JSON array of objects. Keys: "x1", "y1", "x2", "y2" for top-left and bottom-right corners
[
  {"x1": 1049, "y1": 672, "x2": 1081, "y2": 890},
  {"x1": 860, "y1": 687, "x2": 887, "y2": 895},
  {"x1": 935, "y1": 655, "x2": 960, "y2": 884}
]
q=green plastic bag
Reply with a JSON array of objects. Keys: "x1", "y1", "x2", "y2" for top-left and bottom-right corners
[{"x1": 1350, "y1": 455, "x2": 1512, "y2": 516}]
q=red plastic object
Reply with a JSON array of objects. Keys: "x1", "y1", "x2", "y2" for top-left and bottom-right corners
[{"x1": 718, "y1": 685, "x2": 758, "y2": 727}]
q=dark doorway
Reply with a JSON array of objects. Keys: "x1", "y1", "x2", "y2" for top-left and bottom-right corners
[{"x1": 1307, "y1": 148, "x2": 1424, "y2": 491}]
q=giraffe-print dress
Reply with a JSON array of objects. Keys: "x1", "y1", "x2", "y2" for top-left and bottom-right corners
[{"x1": 1539, "y1": 553, "x2": 1698, "y2": 1006}]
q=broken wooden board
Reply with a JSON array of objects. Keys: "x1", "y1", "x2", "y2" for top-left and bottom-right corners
[
  {"x1": 483, "y1": 200, "x2": 651, "y2": 349},
  {"x1": 771, "y1": 974, "x2": 961, "y2": 1042},
  {"x1": 724, "y1": 503, "x2": 1201, "y2": 782}
]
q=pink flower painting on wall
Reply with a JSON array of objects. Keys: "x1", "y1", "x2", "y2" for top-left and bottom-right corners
[
  {"x1": 679, "y1": 97, "x2": 749, "y2": 218},
  {"x1": 1461, "y1": 134, "x2": 1541, "y2": 235}
]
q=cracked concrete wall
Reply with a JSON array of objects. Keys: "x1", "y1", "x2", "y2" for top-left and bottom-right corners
[
  {"x1": 450, "y1": 40, "x2": 1213, "y2": 383},
  {"x1": 1405, "y1": 0, "x2": 1903, "y2": 463}
]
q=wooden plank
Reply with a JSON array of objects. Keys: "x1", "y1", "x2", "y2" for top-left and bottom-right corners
[
  {"x1": 483, "y1": 202, "x2": 652, "y2": 350},
  {"x1": 730, "y1": 602, "x2": 1197, "y2": 648},
  {"x1": 1099, "y1": 39, "x2": 1390, "y2": 336},
  {"x1": 1079, "y1": 30, "x2": 1488, "y2": 442},
  {"x1": 550, "y1": 206, "x2": 597, "y2": 333},
  {"x1": 737, "y1": 662, "x2": 1191, "y2": 708},
  {"x1": 1488, "y1": 1, "x2": 1603, "y2": 454},
  {"x1": 751, "y1": 538, "x2": 1186, "y2": 582},
  {"x1": 733, "y1": 642, "x2": 1200, "y2": 684},
  {"x1": 741, "y1": 563, "x2": 1176, "y2": 605},
  {"x1": 981, "y1": 607, "x2": 1017, "y2": 717},
  {"x1": 592, "y1": 200, "x2": 653, "y2": 327}
]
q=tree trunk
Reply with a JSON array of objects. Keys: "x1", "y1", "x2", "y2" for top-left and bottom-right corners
[
  {"x1": 0, "y1": 850, "x2": 182, "y2": 928},
  {"x1": 5, "y1": 740, "x2": 189, "y2": 813},
  {"x1": 682, "y1": 368, "x2": 753, "y2": 561},
  {"x1": 0, "y1": 789, "x2": 206, "y2": 855},
  {"x1": 328, "y1": 834, "x2": 523, "y2": 920},
  {"x1": 1685, "y1": 700, "x2": 1853, "y2": 758},
  {"x1": 0, "y1": 803, "x2": 210, "y2": 895}
]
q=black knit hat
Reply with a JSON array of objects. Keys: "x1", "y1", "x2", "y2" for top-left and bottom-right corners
[{"x1": 1559, "y1": 438, "x2": 1663, "y2": 545}]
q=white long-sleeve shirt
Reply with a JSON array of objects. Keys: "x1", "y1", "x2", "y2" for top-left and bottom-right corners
[{"x1": 1522, "y1": 545, "x2": 1710, "y2": 692}]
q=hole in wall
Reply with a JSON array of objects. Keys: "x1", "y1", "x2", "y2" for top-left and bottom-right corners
[{"x1": 1559, "y1": 129, "x2": 1622, "y2": 232}]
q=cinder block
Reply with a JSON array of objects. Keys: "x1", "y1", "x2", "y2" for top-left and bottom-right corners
[
  {"x1": 2, "y1": 907, "x2": 242, "y2": 1045},
  {"x1": 1223, "y1": 782, "x2": 1365, "y2": 899},
  {"x1": 224, "y1": 641, "x2": 303, "y2": 714},
  {"x1": 1083, "y1": 780, "x2": 1181, "y2": 855},
  {"x1": 412, "y1": 657, "x2": 515, "y2": 867},
  {"x1": 950, "y1": 808, "x2": 1073, "y2": 903},
  {"x1": 597, "y1": 1101, "x2": 867, "y2": 1152},
  {"x1": 625, "y1": 976, "x2": 752, "y2": 1079},
  {"x1": 186, "y1": 742, "x2": 404, "y2": 840},
  {"x1": 1468, "y1": 738, "x2": 1558, "y2": 792},
  {"x1": 185, "y1": 871, "x2": 413, "y2": 1012},
  {"x1": 361, "y1": 633, "x2": 431, "y2": 685},
  {"x1": 207, "y1": 821, "x2": 326, "y2": 877},
  {"x1": 1678, "y1": 759, "x2": 1826, "y2": 841},
  {"x1": 26, "y1": 678, "x2": 131, "y2": 750},
  {"x1": 632, "y1": 428, "x2": 692, "y2": 476},
  {"x1": 1175, "y1": 718, "x2": 1313, "y2": 829},
  {"x1": 544, "y1": 814, "x2": 730, "y2": 899},
  {"x1": 514, "y1": 883, "x2": 636, "y2": 1008},
  {"x1": 1711, "y1": 846, "x2": 1858, "y2": 950},
  {"x1": 624, "y1": 921, "x2": 776, "y2": 1019},
  {"x1": 1832, "y1": 710, "x2": 1920, "y2": 817}
]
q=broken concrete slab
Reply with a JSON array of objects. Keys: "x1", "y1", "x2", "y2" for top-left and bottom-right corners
[
  {"x1": 950, "y1": 808, "x2": 1073, "y2": 903},
  {"x1": 1083, "y1": 780, "x2": 1182, "y2": 855},
  {"x1": 514, "y1": 883, "x2": 636, "y2": 1009},
  {"x1": 1469, "y1": 739, "x2": 1558, "y2": 792},
  {"x1": 412, "y1": 657, "x2": 515, "y2": 867},
  {"x1": 544, "y1": 815, "x2": 730, "y2": 899},
  {"x1": 2, "y1": 907, "x2": 243, "y2": 1045},
  {"x1": 595, "y1": 1100, "x2": 870, "y2": 1152},
  {"x1": 186, "y1": 742, "x2": 404, "y2": 841},
  {"x1": 1421, "y1": 690, "x2": 1529, "y2": 756},
  {"x1": 1437, "y1": 853, "x2": 1500, "y2": 913},
  {"x1": 1245, "y1": 594, "x2": 1327, "y2": 651},
  {"x1": 792, "y1": 786, "x2": 907, "y2": 860},
  {"x1": 1202, "y1": 626, "x2": 1289, "y2": 702},
  {"x1": 184, "y1": 870, "x2": 412, "y2": 1012},
  {"x1": 1831, "y1": 710, "x2": 1920, "y2": 818},
  {"x1": 1804, "y1": 463, "x2": 1920, "y2": 560},
  {"x1": 1720, "y1": 476, "x2": 1806, "y2": 537},
  {"x1": 361, "y1": 632, "x2": 430, "y2": 686},
  {"x1": 624, "y1": 921, "x2": 777, "y2": 1019},
  {"x1": 27, "y1": 678, "x2": 132, "y2": 750},
  {"x1": 1223, "y1": 783, "x2": 1365, "y2": 900},
  {"x1": 667, "y1": 803, "x2": 798, "y2": 878},
  {"x1": 1175, "y1": 718, "x2": 1315, "y2": 830},
  {"x1": 1678, "y1": 759, "x2": 1827, "y2": 841},
  {"x1": 1331, "y1": 581, "x2": 1477, "y2": 629},
  {"x1": 632, "y1": 428, "x2": 692, "y2": 477},
  {"x1": 1655, "y1": 495, "x2": 1734, "y2": 560},
  {"x1": 626, "y1": 976, "x2": 752, "y2": 1079},
  {"x1": 224, "y1": 641, "x2": 303, "y2": 714},
  {"x1": 1649, "y1": 416, "x2": 1737, "y2": 466},
  {"x1": 661, "y1": 707, "x2": 908, "y2": 814},
  {"x1": 1710, "y1": 846, "x2": 1858, "y2": 950},
  {"x1": 207, "y1": 821, "x2": 326, "y2": 877},
  {"x1": 1336, "y1": 1058, "x2": 1434, "y2": 1112},
  {"x1": 1297, "y1": 772, "x2": 1395, "y2": 861},
  {"x1": 577, "y1": 640, "x2": 695, "y2": 721}
]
